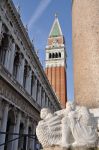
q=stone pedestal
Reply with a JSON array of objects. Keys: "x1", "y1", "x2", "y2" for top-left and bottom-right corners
[{"x1": 41, "y1": 146, "x2": 98, "y2": 150}]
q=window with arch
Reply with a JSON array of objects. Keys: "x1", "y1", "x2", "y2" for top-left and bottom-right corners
[
  {"x1": 13, "y1": 51, "x2": 20, "y2": 79},
  {"x1": 49, "y1": 53, "x2": 51, "y2": 59},
  {"x1": 0, "y1": 33, "x2": 9, "y2": 65},
  {"x1": 55, "y1": 52, "x2": 58, "y2": 58},
  {"x1": 52, "y1": 53, "x2": 55, "y2": 58},
  {"x1": 59, "y1": 52, "x2": 61, "y2": 58}
]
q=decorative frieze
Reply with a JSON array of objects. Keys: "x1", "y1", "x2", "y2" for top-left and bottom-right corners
[{"x1": 0, "y1": 79, "x2": 40, "y2": 121}]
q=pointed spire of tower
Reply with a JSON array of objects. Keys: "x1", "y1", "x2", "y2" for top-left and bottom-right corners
[{"x1": 49, "y1": 14, "x2": 63, "y2": 37}]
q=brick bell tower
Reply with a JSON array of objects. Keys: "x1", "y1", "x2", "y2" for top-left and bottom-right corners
[{"x1": 45, "y1": 15, "x2": 67, "y2": 108}]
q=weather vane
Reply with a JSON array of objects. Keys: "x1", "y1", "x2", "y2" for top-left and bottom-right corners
[{"x1": 55, "y1": 13, "x2": 58, "y2": 18}]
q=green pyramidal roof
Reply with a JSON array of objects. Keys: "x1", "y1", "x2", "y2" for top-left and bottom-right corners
[{"x1": 50, "y1": 18, "x2": 62, "y2": 37}]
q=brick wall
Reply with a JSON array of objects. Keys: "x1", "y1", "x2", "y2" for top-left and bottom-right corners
[{"x1": 45, "y1": 66, "x2": 67, "y2": 108}]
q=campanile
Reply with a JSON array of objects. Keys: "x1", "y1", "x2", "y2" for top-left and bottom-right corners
[{"x1": 45, "y1": 15, "x2": 67, "y2": 108}]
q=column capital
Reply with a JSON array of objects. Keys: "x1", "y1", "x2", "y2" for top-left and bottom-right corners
[
  {"x1": 2, "y1": 101, "x2": 9, "y2": 108},
  {"x1": 24, "y1": 113, "x2": 29, "y2": 120},
  {"x1": 14, "y1": 109, "x2": 21, "y2": 122}
]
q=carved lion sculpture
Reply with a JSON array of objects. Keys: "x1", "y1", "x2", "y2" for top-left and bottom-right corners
[
  {"x1": 36, "y1": 103, "x2": 98, "y2": 148},
  {"x1": 36, "y1": 108, "x2": 62, "y2": 147}
]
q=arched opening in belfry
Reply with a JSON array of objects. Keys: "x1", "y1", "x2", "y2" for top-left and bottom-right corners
[
  {"x1": 49, "y1": 53, "x2": 51, "y2": 59},
  {"x1": 13, "y1": 51, "x2": 20, "y2": 79},
  {"x1": 55, "y1": 52, "x2": 58, "y2": 58},
  {"x1": 59, "y1": 52, "x2": 61, "y2": 58},
  {"x1": 4, "y1": 109, "x2": 16, "y2": 150},
  {"x1": 52, "y1": 53, "x2": 55, "y2": 58},
  {"x1": 0, "y1": 33, "x2": 9, "y2": 65}
]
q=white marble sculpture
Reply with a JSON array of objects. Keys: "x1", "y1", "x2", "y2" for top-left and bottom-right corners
[
  {"x1": 36, "y1": 102, "x2": 98, "y2": 148},
  {"x1": 36, "y1": 108, "x2": 62, "y2": 147}
]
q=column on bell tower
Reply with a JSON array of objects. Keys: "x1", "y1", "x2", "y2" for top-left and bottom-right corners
[{"x1": 45, "y1": 15, "x2": 67, "y2": 108}]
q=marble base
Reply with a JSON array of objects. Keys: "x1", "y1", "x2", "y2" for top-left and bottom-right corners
[{"x1": 41, "y1": 146, "x2": 98, "y2": 150}]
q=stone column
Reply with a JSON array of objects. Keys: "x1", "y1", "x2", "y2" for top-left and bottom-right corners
[
  {"x1": 33, "y1": 77, "x2": 38, "y2": 101},
  {"x1": 0, "y1": 21, "x2": 2, "y2": 34},
  {"x1": 4, "y1": 49, "x2": 10, "y2": 69},
  {"x1": 24, "y1": 118, "x2": 29, "y2": 150},
  {"x1": 4, "y1": 37, "x2": 12, "y2": 70},
  {"x1": 31, "y1": 122, "x2": 36, "y2": 150},
  {"x1": 72, "y1": 0, "x2": 99, "y2": 108},
  {"x1": 40, "y1": 86, "x2": 42, "y2": 106},
  {"x1": 25, "y1": 67, "x2": 32, "y2": 94},
  {"x1": 0, "y1": 98, "x2": 3, "y2": 129},
  {"x1": 42, "y1": 92, "x2": 46, "y2": 107},
  {"x1": 0, "y1": 103, "x2": 9, "y2": 150},
  {"x1": 20, "y1": 56, "x2": 25, "y2": 86},
  {"x1": 16, "y1": 53, "x2": 21, "y2": 82},
  {"x1": 44, "y1": 93, "x2": 47, "y2": 107},
  {"x1": 41, "y1": 88, "x2": 43, "y2": 107},
  {"x1": 37, "y1": 85, "x2": 42, "y2": 106},
  {"x1": 13, "y1": 111, "x2": 21, "y2": 150},
  {"x1": 17, "y1": 54, "x2": 25, "y2": 85},
  {"x1": 9, "y1": 42, "x2": 16, "y2": 74},
  {"x1": 0, "y1": 20, "x2": 3, "y2": 45},
  {"x1": 31, "y1": 73, "x2": 34, "y2": 97},
  {"x1": 45, "y1": 97, "x2": 48, "y2": 107}
]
